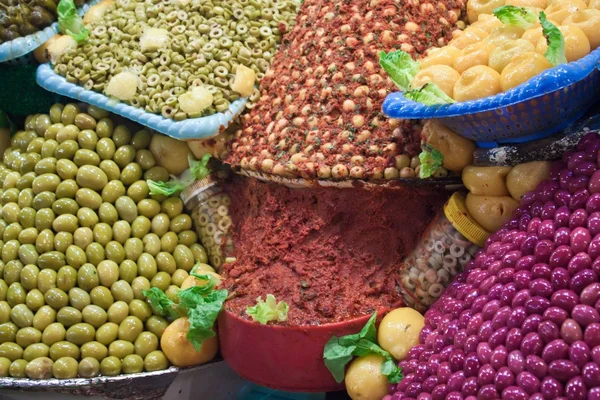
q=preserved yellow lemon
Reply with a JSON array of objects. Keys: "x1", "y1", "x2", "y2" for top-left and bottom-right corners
[
  {"x1": 564, "y1": 9, "x2": 600, "y2": 50},
  {"x1": 453, "y1": 41, "x2": 496, "y2": 74},
  {"x1": 467, "y1": 0, "x2": 506, "y2": 22},
  {"x1": 378, "y1": 308, "x2": 425, "y2": 361},
  {"x1": 545, "y1": 0, "x2": 588, "y2": 24},
  {"x1": 449, "y1": 27, "x2": 489, "y2": 50},
  {"x1": 507, "y1": 0, "x2": 549, "y2": 8},
  {"x1": 590, "y1": 0, "x2": 600, "y2": 9},
  {"x1": 411, "y1": 65, "x2": 461, "y2": 97},
  {"x1": 486, "y1": 25, "x2": 526, "y2": 46},
  {"x1": 506, "y1": 161, "x2": 553, "y2": 201},
  {"x1": 522, "y1": 26, "x2": 544, "y2": 46},
  {"x1": 345, "y1": 355, "x2": 389, "y2": 400},
  {"x1": 422, "y1": 120, "x2": 476, "y2": 172},
  {"x1": 470, "y1": 14, "x2": 504, "y2": 32},
  {"x1": 536, "y1": 25, "x2": 590, "y2": 62},
  {"x1": 420, "y1": 46, "x2": 461, "y2": 68},
  {"x1": 462, "y1": 166, "x2": 513, "y2": 197},
  {"x1": 160, "y1": 318, "x2": 218, "y2": 367},
  {"x1": 500, "y1": 52, "x2": 552, "y2": 92},
  {"x1": 466, "y1": 194, "x2": 520, "y2": 232},
  {"x1": 489, "y1": 39, "x2": 535, "y2": 73},
  {"x1": 454, "y1": 65, "x2": 502, "y2": 102}
]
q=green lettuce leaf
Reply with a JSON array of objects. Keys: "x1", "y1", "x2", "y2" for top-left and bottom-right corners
[
  {"x1": 323, "y1": 312, "x2": 403, "y2": 384},
  {"x1": 147, "y1": 179, "x2": 189, "y2": 196},
  {"x1": 245, "y1": 294, "x2": 289, "y2": 325},
  {"x1": 378, "y1": 50, "x2": 420, "y2": 91},
  {"x1": 190, "y1": 153, "x2": 212, "y2": 180},
  {"x1": 540, "y1": 11, "x2": 567, "y2": 66},
  {"x1": 418, "y1": 144, "x2": 444, "y2": 179},
  {"x1": 493, "y1": 5, "x2": 538, "y2": 29},
  {"x1": 57, "y1": 0, "x2": 89, "y2": 43},
  {"x1": 185, "y1": 289, "x2": 228, "y2": 351},
  {"x1": 404, "y1": 83, "x2": 456, "y2": 105},
  {"x1": 142, "y1": 287, "x2": 179, "y2": 321}
]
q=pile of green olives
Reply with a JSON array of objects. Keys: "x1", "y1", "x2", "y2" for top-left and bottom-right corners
[{"x1": 0, "y1": 103, "x2": 213, "y2": 380}]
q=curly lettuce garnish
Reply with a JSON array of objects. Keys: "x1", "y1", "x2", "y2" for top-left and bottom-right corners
[
  {"x1": 148, "y1": 153, "x2": 212, "y2": 196},
  {"x1": 418, "y1": 144, "x2": 444, "y2": 179},
  {"x1": 57, "y1": 0, "x2": 89, "y2": 43},
  {"x1": 404, "y1": 83, "x2": 456, "y2": 106},
  {"x1": 142, "y1": 287, "x2": 180, "y2": 321},
  {"x1": 245, "y1": 294, "x2": 289, "y2": 325},
  {"x1": 323, "y1": 312, "x2": 403, "y2": 384},
  {"x1": 493, "y1": 5, "x2": 538, "y2": 29},
  {"x1": 378, "y1": 50, "x2": 420, "y2": 91},
  {"x1": 539, "y1": 11, "x2": 567, "y2": 66}
]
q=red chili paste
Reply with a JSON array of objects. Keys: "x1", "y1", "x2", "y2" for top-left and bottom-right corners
[{"x1": 221, "y1": 176, "x2": 447, "y2": 326}]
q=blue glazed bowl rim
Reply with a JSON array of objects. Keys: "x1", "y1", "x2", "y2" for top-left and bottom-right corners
[{"x1": 382, "y1": 46, "x2": 600, "y2": 119}]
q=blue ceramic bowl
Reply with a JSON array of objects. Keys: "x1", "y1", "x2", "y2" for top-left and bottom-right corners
[{"x1": 383, "y1": 47, "x2": 600, "y2": 148}]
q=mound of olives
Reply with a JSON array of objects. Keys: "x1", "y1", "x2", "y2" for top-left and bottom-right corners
[{"x1": 0, "y1": 103, "x2": 212, "y2": 379}]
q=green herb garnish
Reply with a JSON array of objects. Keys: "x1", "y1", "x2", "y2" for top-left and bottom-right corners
[
  {"x1": 245, "y1": 294, "x2": 289, "y2": 325},
  {"x1": 493, "y1": 5, "x2": 538, "y2": 29},
  {"x1": 404, "y1": 83, "x2": 456, "y2": 105},
  {"x1": 57, "y1": 0, "x2": 89, "y2": 43},
  {"x1": 378, "y1": 50, "x2": 420, "y2": 91},
  {"x1": 147, "y1": 153, "x2": 212, "y2": 196},
  {"x1": 540, "y1": 11, "x2": 567, "y2": 66},
  {"x1": 418, "y1": 144, "x2": 444, "y2": 179}
]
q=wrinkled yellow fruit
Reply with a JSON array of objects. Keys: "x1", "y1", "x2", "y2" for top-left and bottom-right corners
[
  {"x1": 462, "y1": 166, "x2": 513, "y2": 197},
  {"x1": 590, "y1": 0, "x2": 600, "y2": 9},
  {"x1": 454, "y1": 65, "x2": 502, "y2": 102},
  {"x1": 345, "y1": 355, "x2": 389, "y2": 400},
  {"x1": 545, "y1": 0, "x2": 588, "y2": 24},
  {"x1": 178, "y1": 87, "x2": 214, "y2": 115},
  {"x1": 453, "y1": 41, "x2": 496, "y2": 74},
  {"x1": 489, "y1": 39, "x2": 536, "y2": 73},
  {"x1": 83, "y1": 1, "x2": 112, "y2": 25},
  {"x1": 180, "y1": 272, "x2": 222, "y2": 290},
  {"x1": 419, "y1": 46, "x2": 461, "y2": 68},
  {"x1": 422, "y1": 119, "x2": 476, "y2": 172},
  {"x1": 537, "y1": 25, "x2": 591, "y2": 62},
  {"x1": 507, "y1": 0, "x2": 548, "y2": 8},
  {"x1": 378, "y1": 308, "x2": 425, "y2": 361},
  {"x1": 160, "y1": 318, "x2": 218, "y2": 367},
  {"x1": 105, "y1": 71, "x2": 139, "y2": 101},
  {"x1": 140, "y1": 28, "x2": 170, "y2": 53},
  {"x1": 47, "y1": 35, "x2": 78, "y2": 65},
  {"x1": 564, "y1": 9, "x2": 600, "y2": 50},
  {"x1": 449, "y1": 27, "x2": 489, "y2": 49},
  {"x1": 500, "y1": 52, "x2": 552, "y2": 92},
  {"x1": 467, "y1": 0, "x2": 505, "y2": 22},
  {"x1": 466, "y1": 193, "x2": 520, "y2": 232},
  {"x1": 522, "y1": 27, "x2": 544, "y2": 47},
  {"x1": 506, "y1": 161, "x2": 553, "y2": 201},
  {"x1": 469, "y1": 14, "x2": 504, "y2": 32},
  {"x1": 231, "y1": 65, "x2": 256, "y2": 97},
  {"x1": 486, "y1": 25, "x2": 526, "y2": 46},
  {"x1": 411, "y1": 65, "x2": 461, "y2": 97}
]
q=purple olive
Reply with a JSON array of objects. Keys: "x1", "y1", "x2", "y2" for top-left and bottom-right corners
[
  {"x1": 482, "y1": 300, "x2": 501, "y2": 321},
  {"x1": 521, "y1": 332, "x2": 544, "y2": 357},
  {"x1": 567, "y1": 253, "x2": 593, "y2": 276},
  {"x1": 431, "y1": 384, "x2": 449, "y2": 400},
  {"x1": 560, "y1": 169, "x2": 574, "y2": 189},
  {"x1": 534, "y1": 240, "x2": 554, "y2": 263},
  {"x1": 555, "y1": 207, "x2": 571, "y2": 226},
  {"x1": 564, "y1": 376, "x2": 587, "y2": 400},
  {"x1": 415, "y1": 363, "x2": 430, "y2": 381},
  {"x1": 592, "y1": 346, "x2": 600, "y2": 364},
  {"x1": 529, "y1": 394, "x2": 544, "y2": 400},
  {"x1": 488, "y1": 283, "x2": 504, "y2": 300},
  {"x1": 454, "y1": 331, "x2": 468, "y2": 349},
  {"x1": 502, "y1": 386, "x2": 529, "y2": 400},
  {"x1": 512, "y1": 289, "x2": 531, "y2": 308},
  {"x1": 521, "y1": 234, "x2": 539, "y2": 255},
  {"x1": 570, "y1": 269, "x2": 598, "y2": 295},
  {"x1": 569, "y1": 340, "x2": 591, "y2": 369},
  {"x1": 539, "y1": 220, "x2": 556, "y2": 240},
  {"x1": 530, "y1": 278, "x2": 554, "y2": 298},
  {"x1": 532, "y1": 263, "x2": 552, "y2": 281},
  {"x1": 575, "y1": 161, "x2": 597, "y2": 177},
  {"x1": 476, "y1": 385, "x2": 499, "y2": 400},
  {"x1": 541, "y1": 376, "x2": 564, "y2": 399},
  {"x1": 589, "y1": 170, "x2": 600, "y2": 194},
  {"x1": 588, "y1": 236, "x2": 600, "y2": 259},
  {"x1": 467, "y1": 314, "x2": 483, "y2": 336},
  {"x1": 461, "y1": 376, "x2": 478, "y2": 396},
  {"x1": 584, "y1": 323, "x2": 600, "y2": 347},
  {"x1": 508, "y1": 307, "x2": 527, "y2": 329},
  {"x1": 552, "y1": 290, "x2": 580, "y2": 312},
  {"x1": 437, "y1": 362, "x2": 452, "y2": 383},
  {"x1": 506, "y1": 328, "x2": 524, "y2": 352},
  {"x1": 476, "y1": 343, "x2": 492, "y2": 365},
  {"x1": 548, "y1": 359, "x2": 580, "y2": 382},
  {"x1": 498, "y1": 269, "x2": 516, "y2": 284},
  {"x1": 555, "y1": 190, "x2": 572, "y2": 207},
  {"x1": 588, "y1": 212, "x2": 600, "y2": 236},
  {"x1": 514, "y1": 272, "x2": 531, "y2": 291},
  {"x1": 555, "y1": 227, "x2": 571, "y2": 246},
  {"x1": 447, "y1": 371, "x2": 465, "y2": 392},
  {"x1": 471, "y1": 297, "x2": 489, "y2": 314},
  {"x1": 523, "y1": 315, "x2": 543, "y2": 335},
  {"x1": 464, "y1": 335, "x2": 479, "y2": 354},
  {"x1": 582, "y1": 362, "x2": 600, "y2": 387},
  {"x1": 503, "y1": 251, "x2": 522, "y2": 269},
  {"x1": 543, "y1": 307, "x2": 569, "y2": 325},
  {"x1": 568, "y1": 152, "x2": 587, "y2": 170},
  {"x1": 445, "y1": 391, "x2": 463, "y2": 400},
  {"x1": 550, "y1": 246, "x2": 574, "y2": 269},
  {"x1": 427, "y1": 355, "x2": 441, "y2": 376},
  {"x1": 588, "y1": 194, "x2": 600, "y2": 218},
  {"x1": 526, "y1": 355, "x2": 548, "y2": 379},
  {"x1": 516, "y1": 371, "x2": 541, "y2": 394},
  {"x1": 561, "y1": 319, "x2": 584, "y2": 344},
  {"x1": 593, "y1": 258, "x2": 600, "y2": 277},
  {"x1": 516, "y1": 255, "x2": 536, "y2": 271},
  {"x1": 492, "y1": 306, "x2": 511, "y2": 330},
  {"x1": 423, "y1": 376, "x2": 439, "y2": 393},
  {"x1": 476, "y1": 364, "x2": 495, "y2": 386},
  {"x1": 525, "y1": 297, "x2": 551, "y2": 316},
  {"x1": 406, "y1": 382, "x2": 422, "y2": 398},
  {"x1": 570, "y1": 188, "x2": 590, "y2": 209},
  {"x1": 508, "y1": 351, "x2": 526, "y2": 375},
  {"x1": 570, "y1": 209, "x2": 589, "y2": 229},
  {"x1": 449, "y1": 350, "x2": 465, "y2": 373},
  {"x1": 417, "y1": 393, "x2": 432, "y2": 400},
  {"x1": 571, "y1": 227, "x2": 592, "y2": 253},
  {"x1": 490, "y1": 346, "x2": 508, "y2": 369},
  {"x1": 489, "y1": 327, "x2": 509, "y2": 349},
  {"x1": 552, "y1": 269, "x2": 571, "y2": 291},
  {"x1": 495, "y1": 366, "x2": 515, "y2": 391},
  {"x1": 463, "y1": 354, "x2": 480, "y2": 378},
  {"x1": 572, "y1": 304, "x2": 600, "y2": 327},
  {"x1": 542, "y1": 339, "x2": 570, "y2": 363}
]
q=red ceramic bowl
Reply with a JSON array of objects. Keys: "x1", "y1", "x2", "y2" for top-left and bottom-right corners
[{"x1": 218, "y1": 309, "x2": 387, "y2": 392}]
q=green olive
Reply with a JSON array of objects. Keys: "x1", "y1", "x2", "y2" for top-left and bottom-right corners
[
  {"x1": 23, "y1": 343, "x2": 49, "y2": 361},
  {"x1": 132, "y1": 216, "x2": 151, "y2": 239},
  {"x1": 56, "y1": 179, "x2": 79, "y2": 199},
  {"x1": 99, "y1": 203, "x2": 119, "y2": 225},
  {"x1": 151, "y1": 213, "x2": 170, "y2": 237},
  {"x1": 34, "y1": 115, "x2": 52, "y2": 136},
  {"x1": 131, "y1": 130, "x2": 152, "y2": 150},
  {"x1": 9, "y1": 359, "x2": 28, "y2": 377},
  {"x1": 53, "y1": 214, "x2": 79, "y2": 233},
  {"x1": 17, "y1": 244, "x2": 37, "y2": 266},
  {"x1": 156, "y1": 252, "x2": 177, "y2": 275},
  {"x1": 107, "y1": 301, "x2": 129, "y2": 324},
  {"x1": 52, "y1": 198, "x2": 79, "y2": 216},
  {"x1": 56, "y1": 306, "x2": 82, "y2": 328},
  {"x1": 25, "y1": 289, "x2": 45, "y2": 311},
  {"x1": 10, "y1": 304, "x2": 33, "y2": 328},
  {"x1": 65, "y1": 245, "x2": 87, "y2": 269},
  {"x1": 18, "y1": 189, "x2": 35, "y2": 209},
  {"x1": 171, "y1": 270, "x2": 189, "y2": 287},
  {"x1": 108, "y1": 340, "x2": 135, "y2": 359},
  {"x1": 144, "y1": 166, "x2": 169, "y2": 183},
  {"x1": 4, "y1": 223, "x2": 23, "y2": 241},
  {"x1": 74, "y1": 149, "x2": 101, "y2": 168},
  {"x1": 54, "y1": 232, "x2": 73, "y2": 253},
  {"x1": 99, "y1": 160, "x2": 121, "y2": 181},
  {"x1": 131, "y1": 276, "x2": 151, "y2": 301},
  {"x1": 19, "y1": 227, "x2": 39, "y2": 244},
  {"x1": 0, "y1": 280, "x2": 6, "y2": 301},
  {"x1": 2, "y1": 187, "x2": 19, "y2": 204},
  {"x1": 0, "y1": 342, "x2": 23, "y2": 361},
  {"x1": 178, "y1": 230, "x2": 198, "y2": 247},
  {"x1": 0, "y1": 322, "x2": 18, "y2": 342},
  {"x1": 25, "y1": 356, "x2": 53, "y2": 379},
  {"x1": 42, "y1": 322, "x2": 67, "y2": 346},
  {"x1": 90, "y1": 286, "x2": 113, "y2": 310},
  {"x1": 144, "y1": 350, "x2": 169, "y2": 372},
  {"x1": 100, "y1": 355, "x2": 121, "y2": 376},
  {"x1": 56, "y1": 140, "x2": 79, "y2": 160},
  {"x1": 161, "y1": 198, "x2": 184, "y2": 219},
  {"x1": 129, "y1": 299, "x2": 152, "y2": 322},
  {"x1": 44, "y1": 288, "x2": 69, "y2": 310},
  {"x1": 20, "y1": 153, "x2": 41, "y2": 174},
  {"x1": 95, "y1": 322, "x2": 118, "y2": 346},
  {"x1": 7, "y1": 282, "x2": 26, "y2": 307},
  {"x1": 116, "y1": 196, "x2": 138, "y2": 223},
  {"x1": 61, "y1": 104, "x2": 81, "y2": 125},
  {"x1": 119, "y1": 260, "x2": 137, "y2": 283},
  {"x1": 56, "y1": 266, "x2": 77, "y2": 292},
  {"x1": 134, "y1": 331, "x2": 158, "y2": 359},
  {"x1": 86, "y1": 242, "x2": 105, "y2": 266},
  {"x1": 56, "y1": 125, "x2": 80, "y2": 143},
  {"x1": 2, "y1": 240, "x2": 19, "y2": 263},
  {"x1": 35, "y1": 229, "x2": 54, "y2": 254},
  {"x1": 16, "y1": 326, "x2": 42, "y2": 347},
  {"x1": 56, "y1": 159, "x2": 79, "y2": 181},
  {"x1": 173, "y1": 245, "x2": 195, "y2": 271},
  {"x1": 77, "y1": 264, "x2": 99, "y2": 291},
  {"x1": 68, "y1": 287, "x2": 91, "y2": 310},
  {"x1": 110, "y1": 280, "x2": 133, "y2": 303},
  {"x1": 77, "y1": 129, "x2": 99, "y2": 151},
  {"x1": 113, "y1": 221, "x2": 131, "y2": 245},
  {"x1": 77, "y1": 165, "x2": 108, "y2": 191},
  {"x1": 17, "y1": 172, "x2": 36, "y2": 192},
  {"x1": 137, "y1": 199, "x2": 160, "y2": 219},
  {"x1": 96, "y1": 137, "x2": 116, "y2": 160},
  {"x1": 96, "y1": 118, "x2": 114, "y2": 139},
  {"x1": 112, "y1": 125, "x2": 131, "y2": 146},
  {"x1": 66, "y1": 323, "x2": 96, "y2": 346},
  {"x1": 32, "y1": 191, "x2": 56, "y2": 210},
  {"x1": 105, "y1": 241, "x2": 125, "y2": 264},
  {"x1": 122, "y1": 354, "x2": 144, "y2": 374},
  {"x1": 81, "y1": 341, "x2": 108, "y2": 361},
  {"x1": 87, "y1": 105, "x2": 109, "y2": 120},
  {"x1": 34, "y1": 157, "x2": 57, "y2": 175},
  {"x1": 38, "y1": 251, "x2": 66, "y2": 271},
  {"x1": 74, "y1": 113, "x2": 97, "y2": 130},
  {"x1": 0, "y1": 301, "x2": 10, "y2": 323},
  {"x1": 3, "y1": 203, "x2": 20, "y2": 224},
  {"x1": 82, "y1": 305, "x2": 107, "y2": 328},
  {"x1": 121, "y1": 163, "x2": 143, "y2": 185},
  {"x1": 49, "y1": 341, "x2": 80, "y2": 361},
  {"x1": 157, "y1": 233, "x2": 178, "y2": 257},
  {"x1": 73, "y1": 227, "x2": 93, "y2": 249},
  {"x1": 75, "y1": 189, "x2": 102, "y2": 210},
  {"x1": 137, "y1": 253, "x2": 157, "y2": 280},
  {"x1": 78, "y1": 357, "x2": 100, "y2": 378},
  {"x1": 52, "y1": 356, "x2": 78, "y2": 379},
  {"x1": 127, "y1": 181, "x2": 149, "y2": 203},
  {"x1": 135, "y1": 149, "x2": 155, "y2": 170},
  {"x1": 77, "y1": 207, "x2": 99, "y2": 228},
  {"x1": 143, "y1": 233, "x2": 161, "y2": 256},
  {"x1": 32, "y1": 306, "x2": 56, "y2": 331},
  {"x1": 102, "y1": 180, "x2": 126, "y2": 204},
  {"x1": 151, "y1": 272, "x2": 171, "y2": 292},
  {"x1": 4, "y1": 260, "x2": 23, "y2": 285},
  {"x1": 35, "y1": 209, "x2": 55, "y2": 231},
  {"x1": 93, "y1": 222, "x2": 113, "y2": 246},
  {"x1": 113, "y1": 145, "x2": 136, "y2": 169},
  {"x1": 0, "y1": 357, "x2": 11, "y2": 377}
]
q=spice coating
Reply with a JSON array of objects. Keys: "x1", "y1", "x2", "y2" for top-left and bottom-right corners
[
  {"x1": 221, "y1": 176, "x2": 446, "y2": 326},
  {"x1": 226, "y1": 0, "x2": 467, "y2": 180}
]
